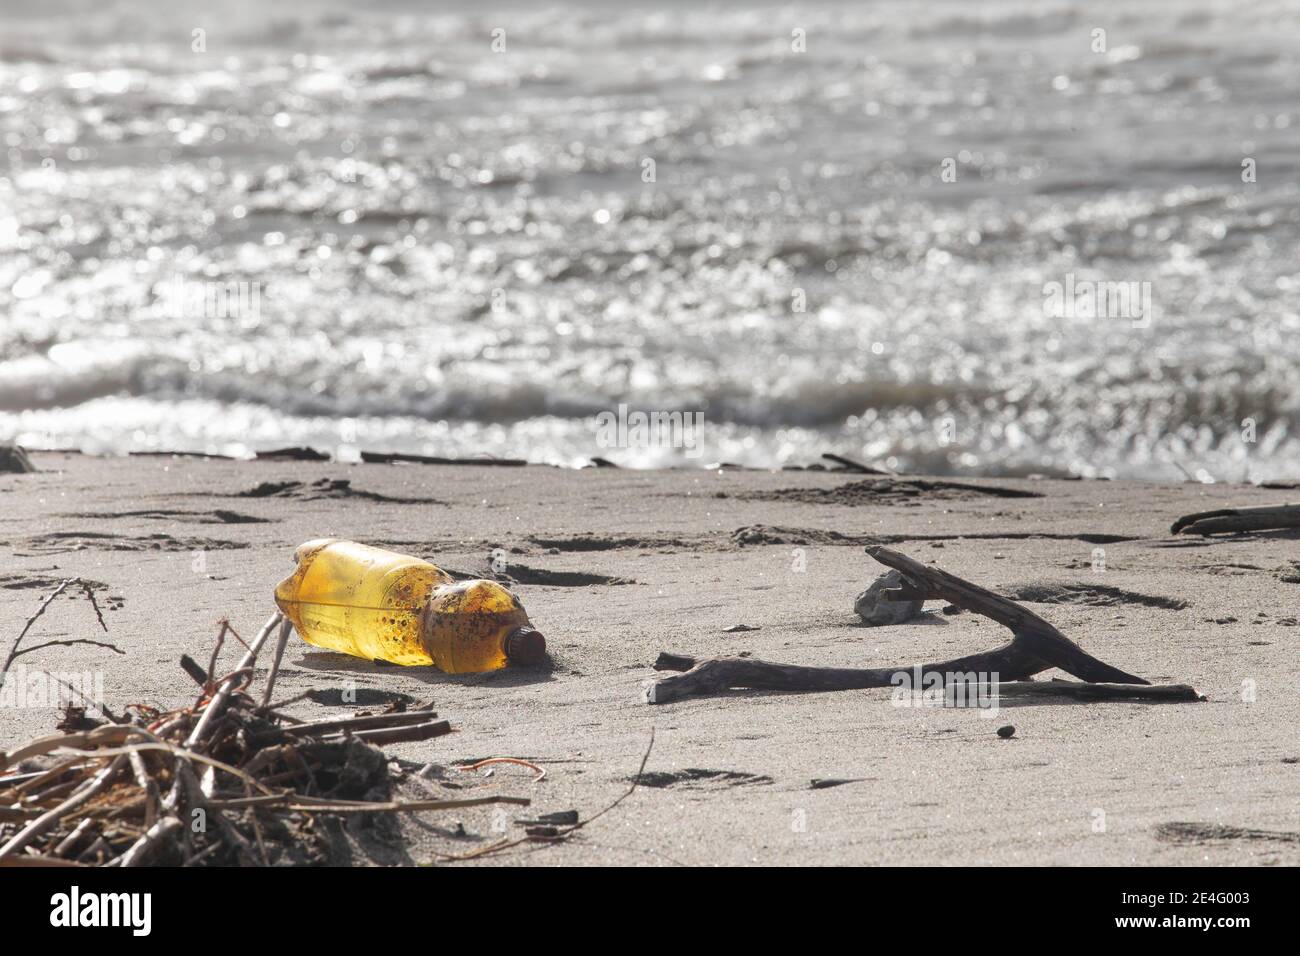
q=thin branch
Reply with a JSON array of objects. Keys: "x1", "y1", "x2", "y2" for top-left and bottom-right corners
[
  {"x1": 454, "y1": 757, "x2": 547, "y2": 783},
  {"x1": 205, "y1": 793, "x2": 531, "y2": 813},
  {"x1": 47, "y1": 673, "x2": 122, "y2": 723},
  {"x1": 556, "y1": 729, "x2": 654, "y2": 835},
  {"x1": 1, "y1": 725, "x2": 141, "y2": 773},
  {"x1": 259, "y1": 690, "x2": 313, "y2": 712},
  {"x1": 78, "y1": 582, "x2": 108, "y2": 633},
  {"x1": 2, "y1": 578, "x2": 77, "y2": 679},
  {"x1": 433, "y1": 730, "x2": 655, "y2": 863},
  {"x1": 204, "y1": 622, "x2": 228, "y2": 692},
  {"x1": 10, "y1": 638, "x2": 125, "y2": 659},
  {"x1": 258, "y1": 618, "x2": 294, "y2": 708}
]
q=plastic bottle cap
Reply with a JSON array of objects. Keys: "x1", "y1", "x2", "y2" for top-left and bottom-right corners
[{"x1": 504, "y1": 626, "x2": 547, "y2": 666}]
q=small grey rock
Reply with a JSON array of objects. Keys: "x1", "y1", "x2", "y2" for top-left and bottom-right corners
[
  {"x1": 854, "y1": 569, "x2": 923, "y2": 626},
  {"x1": 997, "y1": 725, "x2": 1016, "y2": 739},
  {"x1": 0, "y1": 442, "x2": 35, "y2": 474}
]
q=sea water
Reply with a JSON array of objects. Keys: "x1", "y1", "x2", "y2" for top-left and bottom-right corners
[{"x1": 1, "y1": 0, "x2": 1297, "y2": 479}]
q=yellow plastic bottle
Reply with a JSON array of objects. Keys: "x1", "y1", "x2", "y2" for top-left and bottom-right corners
[{"x1": 274, "y1": 539, "x2": 546, "y2": 673}]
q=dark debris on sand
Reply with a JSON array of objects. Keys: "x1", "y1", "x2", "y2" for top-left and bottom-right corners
[{"x1": 736, "y1": 477, "x2": 1043, "y2": 505}]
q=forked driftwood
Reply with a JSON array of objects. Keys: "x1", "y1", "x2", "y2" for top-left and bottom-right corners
[
  {"x1": 1171, "y1": 503, "x2": 1300, "y2": 537},
  {"x1": 645, "y1": 546, "x2": 1198, "y2": 705}
]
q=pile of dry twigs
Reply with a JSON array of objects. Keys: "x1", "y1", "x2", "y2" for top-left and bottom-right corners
[{"x1": 0, "y1": 611, "x2": 531, "y2": 866}]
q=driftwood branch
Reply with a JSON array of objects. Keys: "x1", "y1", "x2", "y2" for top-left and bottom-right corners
[
  {"x1": 1171, "y1": 503, "x2": 1300, "y2": 536},
  {"x1": 650, "y1": 656, "x2": 1198, "y2": 703},
  {"x1": 645, "y1": 546, "x2": 1185, "y2": 705},
  {"x1": 974, "y1": 680, "x2": 1200, "y2": 702}
]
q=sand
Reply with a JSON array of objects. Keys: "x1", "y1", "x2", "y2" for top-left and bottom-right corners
[{"x1": 2, "y1": 452, "x2": 1297, "y2": 866}]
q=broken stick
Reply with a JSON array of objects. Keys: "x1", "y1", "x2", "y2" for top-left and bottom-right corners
[
  {"x1": 644, "y1": 546, "x2": 1190, "y2": 705},
  {"x1": 185, "y1": 612, "x2": 282, "y2": 748}
]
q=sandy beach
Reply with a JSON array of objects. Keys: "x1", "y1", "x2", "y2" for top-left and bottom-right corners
[{"x1": 2, "y1": 451, "x2": 1296, "y2": 866}]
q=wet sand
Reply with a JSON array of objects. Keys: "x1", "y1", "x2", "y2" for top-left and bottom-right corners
[{"x1": 2, "y1": 452, "x2": 1297, "y2": 865}]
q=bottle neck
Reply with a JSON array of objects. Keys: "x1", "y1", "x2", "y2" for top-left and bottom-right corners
[{"x1": 504, "y1": 626, "x2": 547, "y2": 666}]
